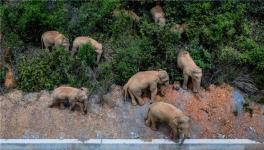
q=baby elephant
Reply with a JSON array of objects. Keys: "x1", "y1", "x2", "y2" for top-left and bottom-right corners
[
  {"x1": 72, "y1": 36, "x2": 103, "y2": 63},
  {"x1": 49, "y1": 86, "x2": 89, "y2": 115},
  {"x1": 123, "y1": 70, "x2": 169, "y2": 106},
  {"x1": 41, "y1": 31, "x2": 70, "y2": 51},
  {"x1": 145, "y1": 102, "x2": 190, "y2": 145},
  {"x1": 177, "y1": 50, "x2": 202, "y2": 93},
  {"x1": 150, "y1": 5, "x2": 165, "y2": 26}
]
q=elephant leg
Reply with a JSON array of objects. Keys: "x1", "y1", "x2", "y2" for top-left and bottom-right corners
[
  {"x1": 150, "y1": 84, "x2": 158, "y2": 104},
  {"x1": 71, "y1": 46, "x2": 77, "y2": 55},
  {"x1": 145, "y1": 117, "x2": 151, "y2": 127},
  {"x1": 69, "y1": 100, "x2": 76, "y2": 112},
  {"x1": 183, "y1": 73, "x2": 189, "y2": 90},
  {"x1": 128, "y1": 89, "x2": 137, "y2": 106},
  {"x1": 145, "y1": 111, "x2": 151, "y2": 127},
  {"x1": 150, "y1": 116, "x2": 158, "y2": 131},
  {"x1": 96, "y1": 52, "x2": 102, "y2": 64},
  {"x1": 192, "y1": 78, "x2": 198, "y2": 93},
  {"x1": 76, "y1": 102, "x2": 86, "y2": 115},
  {"x1": 133, "y1": 90, "x2": 144, "y2": 106},
  {"x1": 43, "y1": 42, "x2": 49, "y2": 50},
  {"x1": 60, "y1": 102, "x2": 66, "y2": 109},
  {"x1": 49, "y1": 100, "x2": 58, "y2": 108}
]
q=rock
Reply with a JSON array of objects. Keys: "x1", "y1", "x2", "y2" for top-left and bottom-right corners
[
  {"x1": 103, "y1": 84, "x2": 124, "y2": 108},
  {"x1": 4, "y1": 89, "x2": 23, "y2": 104},
  {"x1": 23, "y1": 92, "x2": 40, "y2": 103},
  {"x1": 233, "y1": 75, "x2": 259, "y2": 94},
  {"x1": 89, "y1": 94, "x2": 102, "y2": 104},
  {"x1": 129, "y1": 131, "x2": 140, "y2": 139},
  {"x1": 231, "y1": 88, "x2": 245, "y2": 116},
  {"x1": 217, "y1": 133, "x2": 226, "y2": 139}
]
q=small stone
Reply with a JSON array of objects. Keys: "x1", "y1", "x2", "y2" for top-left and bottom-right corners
[
  {"x1": 217, "y1": 133, "x2": 226, "y2": 139},
  {"x1": 89, "y1": 94, "x2": 102, "y2": 104}
]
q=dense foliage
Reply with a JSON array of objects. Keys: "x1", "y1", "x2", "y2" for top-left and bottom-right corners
[{"x1": 0, "y1": 1, "x2": 263, "y2": 92}]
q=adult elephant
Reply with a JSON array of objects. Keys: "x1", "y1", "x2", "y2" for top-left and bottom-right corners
[
  {"x1": 123, "y1": 70, "x2": 169, "y2": 106},
  {"x1": 71, "y1": 36, "x2": 103, "y2": 64},
  {"x1": 41, "y1": 31, "x2": 70, "y2": 51}
]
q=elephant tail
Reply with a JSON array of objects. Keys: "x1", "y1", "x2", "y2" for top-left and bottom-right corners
[{"x1": 123, "y1": 83, "x2": 128, "y2": 102}]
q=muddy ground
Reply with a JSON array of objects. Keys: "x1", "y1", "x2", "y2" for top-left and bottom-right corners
[{"x1": 0, "y1": 84, "x2": 263, "y2": 142}]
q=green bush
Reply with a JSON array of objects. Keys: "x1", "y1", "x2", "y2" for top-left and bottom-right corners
[
  {"x1": 2, "y1": 1, "x2": 67, "y2": 42},
  {"x1": 17, "y1": 48, "x2": 93, "y2": 92},
  {"x1": 112, "y1": 34, "x2": 155, "y2": 84},
  {"x1": 68, "y1": 0, "x2": 118, "y2": 37},
  {"x1": 77, "y1": 44, "x2": 97, "y2": 67},
  {"x1": 2, "y1": 1, "x2": 264, "y2": 91}
]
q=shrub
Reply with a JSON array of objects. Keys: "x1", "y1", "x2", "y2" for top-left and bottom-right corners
[
  {"x1": 190, "y1": 48, "x2": 212, "y2": 70},
  {"x1": 2, "y1": 1, "x2": 67, "y2": 42},
  {"x1": 112, "y1": 34, "x2": 155, "y2": 84},
  {"x1": 77, "y1": 43, "x2": 97, "y2": 67},
  {"x1": 68, "y1": 0, "x2": 118, "y2": 37},
  {"x1": 16, "y1": 48, "x2": 93, "y2": 92}
]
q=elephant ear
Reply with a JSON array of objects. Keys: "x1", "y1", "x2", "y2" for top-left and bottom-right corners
[
  {"x1": 192, "y1": 68, "x2": 202, "y2": 77},
  {"x1": 169, "y1": 118, "x2": 178, "y2": 129},
  {"x1": 158, "y1": 70, "x2": 167, "y2": 80},
  {"x1": 80, "y1": 87, "x2": 88, "y2": 93},
  {"x1": 178, "y1": 116, "x2": 190, "y2": 126}
]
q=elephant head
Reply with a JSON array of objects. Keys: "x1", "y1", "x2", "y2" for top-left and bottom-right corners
[
  {"x1": 157, "y1": 70, "x2": 169, "y2": 85},
  {"x1": 55, "y1": 34, "x2": 70, "y2": 51},
  {"x1": 75, "y1": 87, "x2": 89, "y2": 103},
  {"x1": 192, "y1": 68, "x2": 202, "y2": 93},
  {"x1": 169, "y1": 116, "x2": 190, "y2": 145}
]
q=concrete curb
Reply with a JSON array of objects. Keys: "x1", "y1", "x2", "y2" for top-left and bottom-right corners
[
  {"x1": 1, "y1": 139, "x2": 263, "y2": 150},
  {"x1": 0, "y1": 139, "x2": 261, "y2": 144}
]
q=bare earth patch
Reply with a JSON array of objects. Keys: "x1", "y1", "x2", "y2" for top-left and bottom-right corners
[{"x1": 0, "y1": 84, "x2": 263, "y2": 142}]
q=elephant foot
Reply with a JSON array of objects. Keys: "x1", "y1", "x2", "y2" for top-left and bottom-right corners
[
  {"x1": 193, "y1": 89, "x2": 199, "y2": 93},
  {"x1": 151, "y1": 126, "x2": 158, "y2": 131},
  {"x1": 81, "y1": 110, "x2": 86, "y2": 115},
  {"x1": 182, "y1": 86, "x2": 187, "y2": 90},
  {"x1": 138, "y1": 101, "x2": 145, "y2": 106},
  {"x1": 145, "y1": 120, "x2": 150, "y2": 127},
  {"x1": 131, "y1": 102, "x2": 137, "y2": 106}
]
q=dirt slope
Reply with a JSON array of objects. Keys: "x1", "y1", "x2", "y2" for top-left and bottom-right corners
[{"x1": 0, "y1": 84, "x2": 263, "y2": 142}]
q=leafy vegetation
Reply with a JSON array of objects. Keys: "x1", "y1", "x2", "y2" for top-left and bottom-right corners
[{"x1": 0, "y1": 1, "x2": 263, "y2": 92}]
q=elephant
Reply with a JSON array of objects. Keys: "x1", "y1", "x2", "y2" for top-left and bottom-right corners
[
  {"x1": 41, "y1": 31, "x2": 70, "y2": 51},
  {"x1": 170, "y1": 23, "x2": 188, "y2": 34},
  {"x1": 49, "y1": 86, "x2": 89, "y2": 115},
  {"x1": 150, "y1": 5, "x2": 165, "y2": 26},
  {"x1": 71, "y1": 36, "x2": 103, "y2": 63},
  {"x1": 177, "y1": 50, "x2": 202, "y2": 93},
  {"x1": 123, "y1": 70, "x2": 169, "y2": 106},
  {"x1": 145, "y1": 102, "x2": 190, "y2": 145},
  {"x1": 112, "y1": 9, "x2": 140, "y2": 22}
]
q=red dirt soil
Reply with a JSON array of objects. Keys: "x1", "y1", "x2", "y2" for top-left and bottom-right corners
[
  {"x1": 0, "y1": 84, "x2": 263, "y2": 142},
  {"x1": 159, "y1": 84, "x2": 264, "y2": 142}
]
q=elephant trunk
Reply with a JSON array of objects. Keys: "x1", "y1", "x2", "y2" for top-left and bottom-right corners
[{"x1": 179, "y1": 129, "x2": 190, "y2": 145}]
